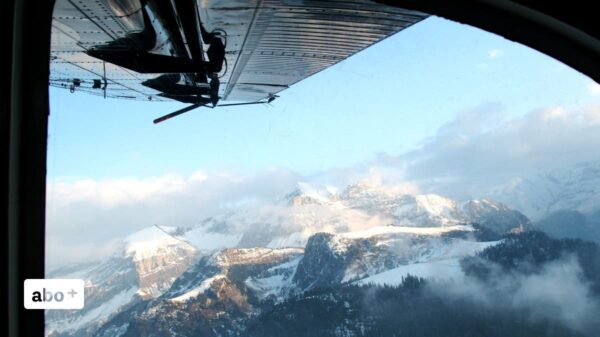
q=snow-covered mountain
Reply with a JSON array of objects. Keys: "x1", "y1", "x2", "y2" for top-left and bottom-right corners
[
  {"x1": 46, "y1": 226, "x2": 197, "y2": 337},
  {"x1": 47, "y1": 182, "x2": 529, "y2": 336},
  {"x1": 293, "y1": 224, "x2": 499, "y2": 291},
  {"x1": 185, "y1": 182, "x2": 529, "y2": 252},
  {"x1": 338, "y1": 183, "x2": 530, "y2": 233},
  {"x1": 489, "y1": 161, "x2": 600, "y2": 221},
  {"x1": 95, "y1": 224, "x2": 501, "y2": 337},
  {"x1": 94, "y1": 246, "x2": 304, "y2": 337},
  {"x1": 165, "y1": 247, "x2": 303, "y2": 303}
]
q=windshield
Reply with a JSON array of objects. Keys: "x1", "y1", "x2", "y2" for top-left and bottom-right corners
[{"x1": 46, "y1": 7, "x2": 600, "y2": 337}]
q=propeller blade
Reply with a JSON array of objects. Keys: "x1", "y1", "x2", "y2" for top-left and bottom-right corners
[{"x1": 153, "y1": 104, "x2": 203, "y2": 124}]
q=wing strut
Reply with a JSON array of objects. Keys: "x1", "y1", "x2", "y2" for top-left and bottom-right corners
[
  {"x1": 153, "y1": 95, "x2": 278, "y2": 124},
  {"x1": 153, "y1": 104, "x2": 203, "y2": 124}
]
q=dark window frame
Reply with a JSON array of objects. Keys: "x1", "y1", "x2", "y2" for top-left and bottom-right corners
[{"x1": 5, "y1": 1, "x2": 598, "y2": 336}]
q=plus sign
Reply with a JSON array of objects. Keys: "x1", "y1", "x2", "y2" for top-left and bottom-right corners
[{"x1": 68, "y1": 289, "x2": 78, "y2": 298}]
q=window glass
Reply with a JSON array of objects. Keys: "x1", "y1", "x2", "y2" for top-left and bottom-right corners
[{"x1": 46, "y1": 8, "x2": 600, "y2": 337}]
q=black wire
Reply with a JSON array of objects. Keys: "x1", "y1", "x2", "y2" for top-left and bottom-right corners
[
  {"x1": 218, "y1": 57, "x2": 228, "y2": 78},
  {"x1": 211, "y1": 28, "x2": 227, "y2": 37},
  {"x1": 211, "y1": 29, "x2": 227, "y2": 48}
]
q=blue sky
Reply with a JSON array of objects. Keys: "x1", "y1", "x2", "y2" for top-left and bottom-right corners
[{"x1": 47, "y1": 16, "x2": 599, "y2": 180}]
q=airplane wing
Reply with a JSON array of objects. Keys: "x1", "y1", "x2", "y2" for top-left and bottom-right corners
[{"x1": 50, "y1": 0, "x2": 428, "y2": 107}]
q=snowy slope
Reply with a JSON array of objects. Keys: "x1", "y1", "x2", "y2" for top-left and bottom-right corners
[
  {"x1": 125, "y1": 225, "x2": 195, "y2": 262},
  {"x1": 94, "y1": 219, "x2": 503, "y2": 336},
  {"x1": 291, "y1": 223, "x2": 501, "y2": 291},
  {"x1": 45, "y1": 225, "x2": 198, "y2": 337},
  {"x1": 47, "y1": 182, "x2": 531, "y2": 336},
  {"x1": 164, "y1": 247, "x2": 303, "y2": 303},
  {"x1": 355, "y1": 241, "x2": 500, "y2": 285},
  {"x1": 183, "y1": 224, "x2": 242, "y2": 251},
  {"x1": 245, "y1": 256, "x2": 302, "y2": 301},
  {"x1": 46, "y1": 287, "x2": 138, "y2": 335},
  {"x1": 340, "y1": 224, "x2": 474, "y2": 239},
  {"x1": 182, "y1": 182, "x2": 528, "y2": 253},
  {"x1": 357, "y1": 239, "x2": 501, "y2": 286},
  {"x1": 170, "y1": 274, "x2": 226, "y2": 302},
  {"x1": 357, "y1": 259, "x2": 466, "y2": 284},
  {"x1": 489, "y1": 161, "x2": 600, "y2": 220}
]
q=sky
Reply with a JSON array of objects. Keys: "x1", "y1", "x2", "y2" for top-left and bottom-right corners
[
  {"x1": 47, "y1": 16, "x2": 599, "y2": 180},
  {"x1": 46, "y1": 16, "x2": 600, "y2": 268}
]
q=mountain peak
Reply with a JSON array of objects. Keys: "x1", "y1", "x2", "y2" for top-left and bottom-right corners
[
  {"x1": 283, "y1": 182, "x2": 337, "y2": 206},
  {"x1": 342, "y1": 181, "x2": 382, "y2": 199},
  {"x1": 488, "y1": 160, "x2": 600, "y2": 220},
  {"x1": 414, "y1": 194, "x2": 458, "y2": 217},
  {"x1": 125, "y1": 225, "x2": 195, "y2": 262}
]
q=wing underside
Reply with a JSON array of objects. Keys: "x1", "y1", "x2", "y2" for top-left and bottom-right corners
[{"x1": 50, "y1": 0, "x2": 428, "y2": 104}]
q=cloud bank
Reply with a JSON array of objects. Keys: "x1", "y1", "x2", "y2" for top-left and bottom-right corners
[
  {"x1": 431, "y1": 256, "x2": 600, "y2": 335},
  {"x1": 46, "y1": 169, "x2": 300, "y2": 268},
  {"x1": 376, "y1": 102, "x2": 600, "y2": 199}
]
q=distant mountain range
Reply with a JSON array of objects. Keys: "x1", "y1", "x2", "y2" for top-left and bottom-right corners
[
  {"x1": 492, "y1": 162, "x2": 600, "y2": 220},
  {"x1": 89, "y1": 224, "x2": 503, "y2": 337},
  {"x1": 486, "y1": 161, "x2": 600, "y2": 242},
  {"x1": 46, "y1": 169, "x2": 600, "y2": 337},
  {"x1": 46, "y1": 175, "x2": 600, "y2": 337},
  {"x1": 192, "y1": 181, "x2": 531, "y2": 248}
]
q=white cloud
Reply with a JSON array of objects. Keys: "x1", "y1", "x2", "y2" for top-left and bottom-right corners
[
  {"x1": 477, "y1": 49, "x2": 504, "y2": 68},
  {"x1": 487, "y1": 48, "x2": 504, "y2": 59},
  {"x1": 434, "y1": 256, "x2": 600, "y2": 334},
  {"x1": 539, "y1": 106, "x2": 568, "y2": 121},
  {"x1": 49, "y1": 174, "x2": 189, "y2": 209},
  {"x1": 585, "y1": 102, "x2": 600, "y2": 124},
  {"x1": 350, "y1": 166, "x2": 420, "y2": 196},
  {"x1": 46, "y1": 168, "x2": 300, "y2": 268},
  {"x1": 46, "y1": 238, "x2": 124, "y2": 271},
  {"x1": 379, "y1": 103, "x2": 600, "y2": 200},
  {"x1": 588, "y1": 81, "x2": 600, "y2": 95}
]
